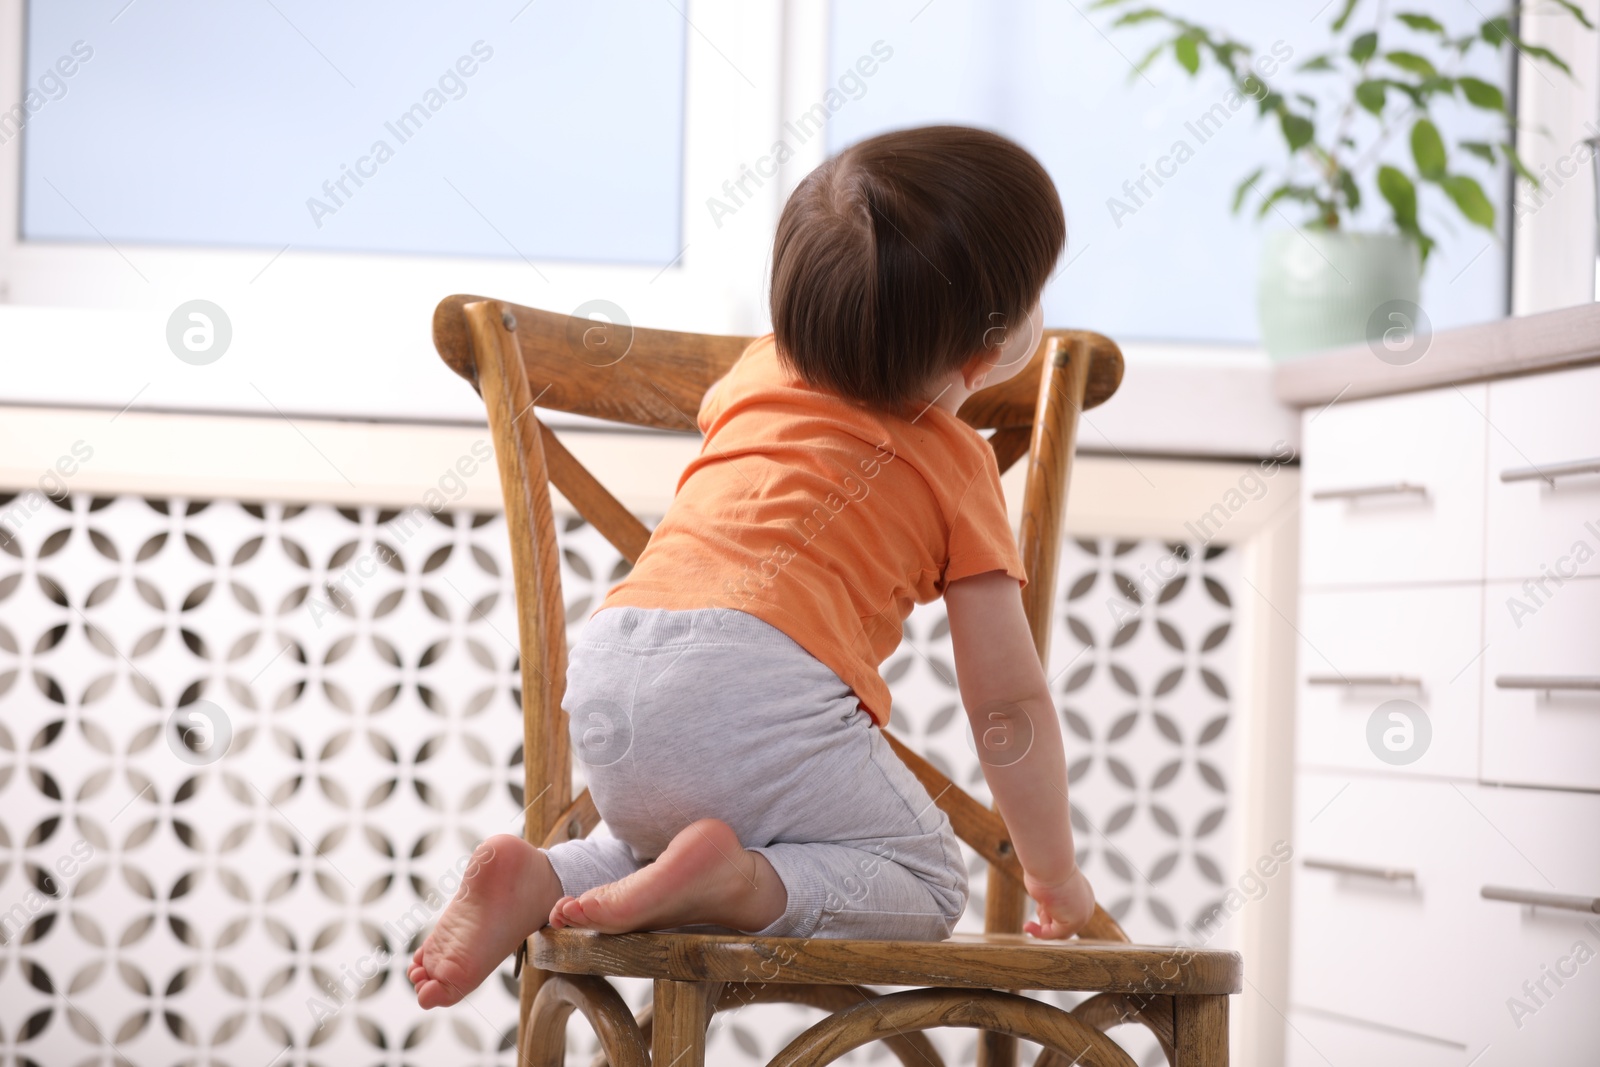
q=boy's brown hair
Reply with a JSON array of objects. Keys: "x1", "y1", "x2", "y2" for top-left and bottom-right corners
[{"x1": 770, "y1": 125, "x2": 1065, "y2": 412}]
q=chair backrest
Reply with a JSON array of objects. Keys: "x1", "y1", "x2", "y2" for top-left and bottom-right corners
[{"x1": 432, "y1": 295, "x2": 1127, "y2": 960}]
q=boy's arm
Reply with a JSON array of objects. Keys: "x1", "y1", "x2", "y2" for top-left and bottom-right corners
[{"x1": 944, "y1": 570, "x2": 1096, "y2": 938}]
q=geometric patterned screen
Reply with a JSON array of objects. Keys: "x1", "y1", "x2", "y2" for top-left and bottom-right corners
[{"x1": 0, "y1": 486, "x2": 1237, "y2": 1067}]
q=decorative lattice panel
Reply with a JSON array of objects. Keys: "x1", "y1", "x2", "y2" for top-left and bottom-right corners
[{"x1": 0, "y1": 490, "x2": 1237, "y2": 1067}]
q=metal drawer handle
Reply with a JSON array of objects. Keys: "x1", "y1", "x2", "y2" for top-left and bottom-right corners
[
  {"x1": 1500, "y1": 457, "x2": 1600, "y2": 485},
  {"x1": 1304, "y1": 858, "x2": 1416, "y2": 882},
  {"x1": 1307, "y1": 674, "x2": 1423, "y2": 689},
  {"x1": 1481, "y1": 886, "x2": 1600, "y2": 914},
  {"x1": 1495, "y1": 675, "x2": 1600, "y2": 692},
  {"x1": 1311, "y1": 482, "x2": 1428, "y2": 502}
]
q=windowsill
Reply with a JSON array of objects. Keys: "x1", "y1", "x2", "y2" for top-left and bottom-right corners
[{"x1": 0, "y1": 304, "x2": 1300, "y2": 463}]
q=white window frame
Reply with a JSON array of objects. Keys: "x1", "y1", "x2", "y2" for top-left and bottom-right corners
[{"x1": 0, "y1": 0, "x2": 794, "y2": 419}]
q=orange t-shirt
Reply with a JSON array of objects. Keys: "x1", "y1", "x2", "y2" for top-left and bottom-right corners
[{"x1": 599, "y1": 334, "x2": 1026, "y2": 726}]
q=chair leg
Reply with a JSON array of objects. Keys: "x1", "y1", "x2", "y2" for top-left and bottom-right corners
[
  {"x1": 1171, "y1": 995, "x2": 1228, "y2": 1066},
  {"x1": 652, "y1": 979, "x2": 715, "y2": 1067}
]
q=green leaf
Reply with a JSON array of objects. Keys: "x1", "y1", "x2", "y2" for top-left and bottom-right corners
[
  {"x1": 1257, "y1": 90, "x2": 1284, "y2": 115},
  {"x1": 1378, "y1": 164, "x2": 1418, "y2": 228},
  {"x1": 1440, "y1": 173, "x2": 1496, "y2": 229},
  {"x1": 1410, "y1": 117, "x2": 1447, "y2": 179},
  {"x1": 1386, "y1": 51, "x2": 1438, "y2": 77},
  {"x1": 1395, "y1": 12, "x2": 1445, "y2": 33},
  {"x1": 1480, "y1": 16, "x2": 1512, "y2": 46},
  {"x1": 1336, "y1": 169, "x2": 1361, "y2": 213},
  {"x1": 1255, "y1": 183, "x2": 1318, "y2": 220},
  {"x1": 1349, "y1": 31, "x2": 1378, "y2": 63},
  {"x1": 1549, "y1": 0, "x2": 1595, "y2": 29},
  {"x1": 1298, "y1": 54, "x2": 1338, "y2": 72},
  {"x1": 1113, "y1": 8, "x2": 1166, "y2": 26},
  {"x1": 1232, "y1": 167, "x2": 1265, "y2": 214},
  {"x1": 1501, "y1": 140, "x2": 1539, "y2": 185},
  {"x1": 1459, "y1": 141, "x2": 1497, "y2": 164},
  {"x1": 1174, "y1": 34, "x2": 1201, "y2": 74},
  {"x1": 1280, "y1": 112, "x2": 1315, "y2": 152},
  {"x1": 1401, "y1": 13, "x2": 1452, "y2": 33},
  {"x1": 1415, "y1": 231, "x2": 1436, "y2": 264},
  {"x1": 1417, "y1": 74, "x2": 1455, "y2": 98},
  {"x1": 1513, "y1": 38, "x2": 1573, "y2": 77},
  {"x1": 1331, "y1": 0, "x2": 1361, "y2": 32},
  {"x1": 1355, "y1": 79, "x2": 1386, "y2": 114},
  {"x1": 1385, "y1": 78, "x2": 1424, "y2": 106},
  {"x1": 1133, "y1": 40, "x2": 1167, "y2": 76},
  {"x1": 1456, "y1": 76, "x2": 1505, "y2": 112}
]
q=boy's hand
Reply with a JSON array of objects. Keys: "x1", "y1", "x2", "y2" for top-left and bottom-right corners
[{"x1": 1023, "y1": 866, "x2": 1096, "y2": 940}]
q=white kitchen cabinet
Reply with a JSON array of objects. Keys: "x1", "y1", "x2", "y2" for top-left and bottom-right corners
[
  {"x1": 1285, "y1": 1009, "x2": 1468, "y2": 1067},
  {"x1": 1482, "y1": 577, "x2": 1600, "y2": 791},
  {"x1": 1297, "y1": 587, "x2": 1484, "y2": 779},
  {"x1": 1459, "y1": 785, "x2": 1600, "y2": 1065},
  {"x1": 1301, "y1": 385, "x2": 1487, "y2": 587},
  {"x1": 1485, "y1": 364, "x2": 1600, "y2": 582},
  {"x1": 1291, "y1": 367, "x2": 1600, "y2": 1065},
  {"x1": 1289, "y1": 773, "x2": 1489, "y2": 1043}
]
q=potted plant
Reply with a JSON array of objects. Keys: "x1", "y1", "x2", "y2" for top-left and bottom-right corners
[{"x1": 1094, "y1": 0, "x2": 1591, "y2": 358}]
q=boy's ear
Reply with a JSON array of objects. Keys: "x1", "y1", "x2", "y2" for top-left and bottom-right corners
[{"x1": 960, "y1": 350, "x2": 993, "y2": 391}]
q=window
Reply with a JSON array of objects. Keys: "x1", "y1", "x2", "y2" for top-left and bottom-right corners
[
  {"x1": 827, "y1": 0, "x2": 1513, "y2": 343},
  {"x1": 19, "y1": 1, "x2": 686, "y2": 264}
]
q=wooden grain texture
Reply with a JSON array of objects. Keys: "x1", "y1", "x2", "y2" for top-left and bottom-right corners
[
  {"x1": 524, "y1": 973, "x2": 649, "y2": 1067},
  {"x1": 988, "y1": 425, "x2": 1033, "y2": 476},
  {"x1": 433, "y1": 296, "x2": 1123, "y2": 431},
  {"x1": 464, "y1": 300, "x2": 574, "y2": 1048},
  {"x1": 1172, "y1": 995, "x2": 1229, "y2": 1066},
  {"x1": 1273, "y1": 299, "x2": 1600, "y2": 407},
  {"x1": 1065, "y1": 993, "x2": 1176, "y2": 1065},
  {"x1": 982, "y1": 335, "x2": 1094, "y2": 1067},
  {"x1": 652, "y1": 979, "x2": 715, "y2": 1067},
  {"x1": 539, "y1": 421, "x2": 652, "y2": 564},
  {"x1": 533, "y1": 928, "x2": 1241, "y2": 995},
  {"x1": 716, "y1": 984, "x2": 945, "y2": 1067},
  {"x1": 764, "y1": 988, "x2": 1137, "y2": 1067},
  {"x1": 540, "y1": 787, "x2": 601, "y2": 850},
  {"x1": 590, "y1": 983, "x2": 946, "y2": 1067}
]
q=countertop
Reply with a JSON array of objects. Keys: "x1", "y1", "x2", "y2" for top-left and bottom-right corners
[{"x1": 1274, "y1": 301, "x2": 1600, "y2": 408}]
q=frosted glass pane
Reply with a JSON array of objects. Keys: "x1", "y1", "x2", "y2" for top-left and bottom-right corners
[
  {"x1": 19, "y1": 0, "x2": 685, "y2": 264},
  {"x1": 827, "y1": 0, "x2": 1510, "y2": 344}
]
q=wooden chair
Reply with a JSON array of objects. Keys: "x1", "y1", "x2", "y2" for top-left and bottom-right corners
[{"x1": 432, "y1": 295, "x2": 1241, "y2": 1067}]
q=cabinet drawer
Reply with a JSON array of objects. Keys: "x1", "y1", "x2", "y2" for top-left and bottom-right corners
[
  {"x1": 1485, "y1": 364, "x2": 1600, "y2": 581},
  {"x1": 1297, "y1": 587, "x2": 1483, "y2": 779},
  {"x1": 1458, "y1": 785, "x2": 1600, "y2": 1065},
  {"x1": 1285, "y1": 1009, "x2": 1466, "y2": 1067},
  {"x1": 1290, "y1": 773, "x2": 1488, "y2": 1042},
  {"x1": 1482, "y1": 578, "x2": 1600, "y2": 790},
  {"x1": 1302, "y1": 385, "x2": 1487, "y2": 586}
]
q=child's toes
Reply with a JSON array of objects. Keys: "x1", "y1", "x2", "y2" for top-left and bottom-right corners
[
  {"x1": 548, "y1": 895, "x2": 577, "y2": 928},
  {"x1": 559, "y1": 897, "x2": 592, "y2": 927}
]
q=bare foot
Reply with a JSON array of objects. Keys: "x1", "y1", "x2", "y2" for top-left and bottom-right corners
[
  {"x1": 410, "y1": 834, "x2": 562, "y2": 1009},
  {"x1": 549, "y1": 818, "x2": 786, "y2": 934}
]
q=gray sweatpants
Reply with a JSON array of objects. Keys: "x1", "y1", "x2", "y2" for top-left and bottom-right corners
[{"x1": 545, "y1": 606, "x2": 968, "y2": 940}]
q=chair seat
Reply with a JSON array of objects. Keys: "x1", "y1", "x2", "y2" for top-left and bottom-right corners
[{"x1": 533, "y1": 928, "x2": 1240, "y2": 996}]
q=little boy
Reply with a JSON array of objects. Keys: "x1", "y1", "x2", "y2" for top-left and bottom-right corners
[{"x1": 411, "y1": 125, "x2": 1095, "y2": 1009}]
